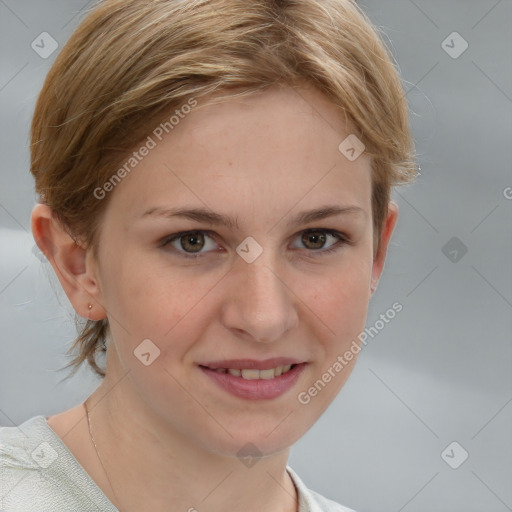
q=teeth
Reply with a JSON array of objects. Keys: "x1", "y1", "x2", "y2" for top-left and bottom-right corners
[
  {"x1": 212, "y1": 365, "x2": 295, "y2": 379},
  {"x1": 241, "y1": 369, "x2": 260, "y2": 380},
  {"x1": 258, "y1": 368, "x2": 276, "y2": 380}
]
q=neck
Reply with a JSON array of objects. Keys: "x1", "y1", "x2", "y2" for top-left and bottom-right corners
[{"x1": 85, "y1": 367, "x2": 298, "y2": 512}]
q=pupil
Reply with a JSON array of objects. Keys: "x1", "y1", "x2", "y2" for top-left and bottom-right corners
[
  {"x1": 305, "y1": 231, "x2": 325, "y2": 249},
  {"x1": 183, "y1": 232, "x2": 203, "y2": 252}
]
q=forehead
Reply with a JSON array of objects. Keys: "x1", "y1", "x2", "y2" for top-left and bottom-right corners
[
  {"x1": 175, "y1": 85, "x2": 358, "y2": 157},
  {"x1": 102, "y1": 85, "x2": 372, "y2": 227}
]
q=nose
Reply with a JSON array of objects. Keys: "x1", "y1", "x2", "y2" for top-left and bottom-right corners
[{"x1": 220, "y1": 252, "x2": 298, "y2": 343}]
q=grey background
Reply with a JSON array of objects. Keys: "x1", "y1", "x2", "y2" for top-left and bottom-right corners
[{"x1": 1, "y1": 1, "x2": 511, "y2": 511}]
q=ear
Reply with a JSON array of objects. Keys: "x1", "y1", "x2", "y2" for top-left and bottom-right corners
[
  {"x1": 370, "y1": 201, "x2": 398, "y2": 296},
  {"x1": 31, "y1": 203, "x2": 107, "y2": 320}
]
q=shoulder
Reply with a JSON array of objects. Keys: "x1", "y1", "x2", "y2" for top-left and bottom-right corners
[
  {"x1": 0, "y1": 416, "x2": 49, "y2": 474},
  {"x1": 1, "y1": 416, "x2": 63, "y2": 510},
  {"x1": 287, "y1": 465, "x2": 357, "y2": 512},
  {"x1": 0, "y1": 415, "x2": 116, "y2": 511}
]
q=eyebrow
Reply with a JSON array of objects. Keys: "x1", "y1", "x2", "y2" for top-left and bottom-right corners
[{"x1": 140, "y1": 204, "x2": 365, "y2": 230}]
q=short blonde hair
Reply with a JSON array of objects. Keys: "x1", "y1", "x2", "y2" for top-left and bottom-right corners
[{"x1": 30, "y1": 0, "x2": 417, "y2": 378}]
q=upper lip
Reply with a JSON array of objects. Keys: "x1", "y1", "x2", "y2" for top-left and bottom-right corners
[{"x1": 199, "y1": 358, "x2": 304, "y2": 370}]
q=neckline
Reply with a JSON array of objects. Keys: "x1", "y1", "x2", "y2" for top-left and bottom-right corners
[
  {"x1": 38, "y1": 415, "x2": 308, "y2": 512},
  {"x1": 39, "y1": 415, "x2": 119, "y2": 510}
]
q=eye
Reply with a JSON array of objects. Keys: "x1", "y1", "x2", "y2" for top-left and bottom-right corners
[
  {"x1": 161, "y1": 230, "x2": 219, "y2": 259},
  {"x1": 291, "y1": 229, "x2": 350, "y2": 257}
]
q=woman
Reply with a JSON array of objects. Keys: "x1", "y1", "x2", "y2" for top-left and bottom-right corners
[{"x1": 0, "y1": 0, "x2": 417, "y2": 510}]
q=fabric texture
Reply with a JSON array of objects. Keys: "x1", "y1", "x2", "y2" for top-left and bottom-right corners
[{"x1": 1, "y1": 415, "x2": 355, "y2": 511}]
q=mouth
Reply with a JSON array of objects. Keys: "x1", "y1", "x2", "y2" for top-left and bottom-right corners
[{"x1": 198, "y1": 359, "x2": 307, "y2": 400}]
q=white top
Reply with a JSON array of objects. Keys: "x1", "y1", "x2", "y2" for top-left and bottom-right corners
[{"x1": 0, "y1": 416, "x2": 356, "y2": 512}]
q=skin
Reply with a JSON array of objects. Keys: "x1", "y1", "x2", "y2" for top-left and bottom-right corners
[{"x1": 32, "y1": 84, "x2": 398, "y2": 512}]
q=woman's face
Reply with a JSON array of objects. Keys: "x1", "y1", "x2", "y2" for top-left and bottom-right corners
[{"x1": 88, "y1": 85, "x2": 394, "y2": 457}]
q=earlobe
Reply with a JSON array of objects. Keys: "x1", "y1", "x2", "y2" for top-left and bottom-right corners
[
  {"x1": 370, "y1": 201, "x2": 399, "y2": 295},
  {"x1": 31, "y1": 203, "x2": 107, "y2": 321}
]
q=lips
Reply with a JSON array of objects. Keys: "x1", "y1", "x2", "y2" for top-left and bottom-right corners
[{"x1": 199, "y1": 361, "x2": 307, "y2": 400}]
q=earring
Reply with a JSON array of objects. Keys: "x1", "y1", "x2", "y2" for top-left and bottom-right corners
[{"x1": 88, "y1": 304, "x2": 93, "y2": 310}]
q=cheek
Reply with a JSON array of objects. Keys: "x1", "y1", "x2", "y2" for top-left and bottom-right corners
[
  {"x1": 303, "y1": 256, "x2": 371, "y2": 339},
  {"x1": 99, "y1": 247, "x2": 180, "y2": 321},
  {"x1": 296, "y1": 260, "x2": 370, "y2": 410},
  {"x1": 101, "y1": 254, "x2": 222, "y2": 356}
]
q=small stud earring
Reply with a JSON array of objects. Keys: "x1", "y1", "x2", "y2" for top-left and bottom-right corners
[{"x1": 88, "y1": 304, "x2": 93, "y2": 310}]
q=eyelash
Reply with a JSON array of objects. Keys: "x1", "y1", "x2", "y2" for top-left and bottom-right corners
[{"x1": 160, "y1": 228, "x2": 352, "y2": 260}]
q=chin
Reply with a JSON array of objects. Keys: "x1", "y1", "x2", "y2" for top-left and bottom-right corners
[
  {"x1": 197, "y1": 413, "x2": 311, "y2": 461},
  {"x1": 207, "y1": 434, "x2": 295, "y2": 462}
]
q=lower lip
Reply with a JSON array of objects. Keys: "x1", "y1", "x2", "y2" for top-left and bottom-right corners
[{"x1": 199, "y1": 364, "x2": 307, "y2": 400}]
